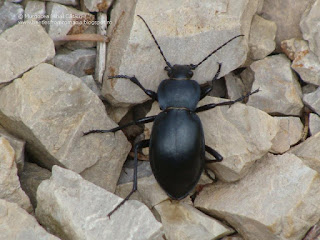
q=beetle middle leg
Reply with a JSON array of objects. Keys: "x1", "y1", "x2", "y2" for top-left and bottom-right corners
[
  {"x1": 205, "y1": 145, "x2": 223, "y2": 162},
  {"x1": 108, "y1": 139, "x2": 150, "y2": 218},
  {"x1": 83, "y1": 115, "x2": 157, "y2": 136}
]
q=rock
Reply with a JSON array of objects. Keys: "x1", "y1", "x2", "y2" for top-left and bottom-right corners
[
  {"x1": 24, "y1": 0, "x2": 46, "y2": 21},
  {"x1": 260, "y1": 0, "x2": 313, "y2": 51},
  {"x1": 80, "y1": 75, "x2": 101, "y2": 97},
  {"x1": 95, "y1": 12, "x2": 107, "y2": 84},
  {"x1": 83, "y1": 0, "x2": 112, "y2": 12},
  {"x1": 0, "y1": 126, "x2": 25, "y2": 174},
  {"x1": 103, "y1": 0, "x2": 261, "y2": 106},
  {"x1": 0, "y1": 199, "x2": 60, "y2": 240},
  {"x1": 155, "y1": 200, "x2": 234, "y2": 240},
  {"x1": 0, "y1": 21, "x2": 55, "y2": 87},
  {"x1": 282, "y1": 38, "x2": 320, "y2": 86},
  {"x1": 0, "y1": 63, "x2": 131, "y2": 192},
  {"x1": 225, "y1": 72, "x2": 246, "y2": 100},
  {"x1": 303, "y1": 87, "x2": 320, "y2": 115},
  {"x1": 270, "y1": 117, "x2": 303, "y2": 154},
  {"x1": 36, "y1": 166, "x2": 164, "y2": 240},
  {"x1": 20, "y1": 162, "x2": 51, "y2": 209},
  {"x1": 247, "y1": 14, "x2": 276, "y2": 61},
  {"x1": 221, "y1": 235, "x2": 244, "y2": 240},
  {"x1": 144, "y1": 98, "x2": 279, "y2": 182},
  {"x1": 65, "y1": 25, "x2": 97, "y2": 50},
  {"x1": 0, "y1": 137, "x2": 32, "y2": 213},
  {"x1": 54, "y1": 48, "x2": 96, "y2": 77},
  {"x1": 46, "y1": 0, "x2": 79, "y2": 6},
  {"x1": 46, "y1": 2, "x2": 94, "y2": 44},
  {"x1": 290, "y1": 132, "x2": 320, "y2": 173},
  {"x1": 207, "y1": 77, "x2": 227, "y2": 98},
  {"x1": 246, "y1": 54, "x2": 304, "y2": 116},
  {"x1": 300, "y1": 0, "x2": 320, "y2": 60},
  {"x1": 0, "y1": 1, "x2": 24, "y2": 34},
  {"x1": 117, "y1": 159, "x2": 152, "y2": 185},
  {"x1": 195, "y1": 153, "x2": 320, "y2": 240},
  {"x1": 302, "y1": 84, "x2": 318, "y2": 94},
  {"x1": 310, "y1": 113, "x2": 320, "y2": 136},
  {"x1": 106, "y1": 105, "x2": 130, "y2": 123}
]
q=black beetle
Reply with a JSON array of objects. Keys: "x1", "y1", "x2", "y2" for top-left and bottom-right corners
[{"x1": 84, "y1": 15, "x2": 258, "y2": 217}]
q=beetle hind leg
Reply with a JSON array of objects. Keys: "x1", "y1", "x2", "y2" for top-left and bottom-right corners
[
  {"x1": 107, "y1": 139, "x2": 150, "y2": 218},
  {"x1": 205, "y1": 145, "x2": 223, "y2": 162}
]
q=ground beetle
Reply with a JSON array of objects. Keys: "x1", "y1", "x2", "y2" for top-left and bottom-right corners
[{"x1": 84, "y1": 15, "x2": 259, "y2": 217}]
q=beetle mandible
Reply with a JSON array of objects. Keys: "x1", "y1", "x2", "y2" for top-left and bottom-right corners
[{"x1": 84, "y1": 15, "x2": 259, "y2": 217}]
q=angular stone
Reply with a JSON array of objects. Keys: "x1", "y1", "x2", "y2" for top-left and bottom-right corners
[
  {"x1": 19, "y1": 162, "x2": 51, "y2": 209},
  {"x1": 103, "y1": 0, "x2": 261, "y2": 106},
  {"x1": 0, "y1": 63, "x2": 131, "y2": 192},
  {"x1": 281, "y1": 38, "x2": 309, "y2": 61},
  {"x1": 36, "y1": 166, "x2": 163, "y2": 240},
  {"x1": 46, "y1": 3, "x2": 94, "y2": 43},
  {"x1": 300, "y1": 0, "x2": 320, "y2": 61},
  {"x1": 261, "y1": 0, "x2": 313, "y2": 51},
  {"x1": 54, "y1": 48, "x2": 96, "y2": 77},
  {"x1": 117, "y1": 159, "x2": 152, "y2": 185},
  {"x1": 290, "y1": 132, "x2": 320, "y2": 173},
  {"x1": 24, "y1": 0, "x2": 46, "y2": 21},
  {"x1": 195, "y1": 153, "x2": 320, "y2": 240},
  {"x1": 247, "y1": 54, "x2": 304, "y2": 115},
  {"x1": 0, "y1": 199, "x2": 60, "y2": 240},
  {"x1": 302, "y1": 84, "x2": 318, "y2": 94},
  {"x1": 0, "y1": 1, "x2": 24, "y2": 33},
  {"x1": 46, "y1": 0, "x2": 78, "y2": 6},
  {"x1": 247, "y1": 14, "x2": 276, "y2": 61},
  {"x1": 270, "y1": 117, "x2": 303, "y2": 154},
  {"x1": 310, "y1": 113, "x2": 320, "y2": 136},
  {"x1": 303, "y1": 87, "x2": 320, "y2": 115},
  {"x1": 144, "y1": 98, "x2": 279, "y2": 182},
  {"x1": 155, "y1": 200, "x2": 234, "y2": 240},
  {"x1": 225, "y1": 72, "x2": 246, "y2": 100},
  {"x1": 0, "y1": 126, "x2": 25, "y2": 174},
  {"x1": 221, "y1": 235, "x2": 244, "y2": 240},
  {"x1": 0, "y1": 21, "x2": 55, "y2": 86},
  {"x1": 106, "y1": 105, "x2": 130, "y2": 123},
  {"x1": 65, "y1": 25, "x2": 97, "y2": 50},
  {"x1": 83, "y1": 0, "x2": 112, "y2": 12},
  {"x1": 80, "y1": 75, "x2": 101, "y2": 97},
  {"x1": 0, "y1": 137, "x2": 32, "y2": 213}
]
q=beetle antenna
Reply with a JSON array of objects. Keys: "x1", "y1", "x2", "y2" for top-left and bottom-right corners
[
  {"x1": 190, "y1": 35, "x2": 244, "y2": 70},
  {"x1": 137, "y1": 15, "x2": 172, "y2": 68}
]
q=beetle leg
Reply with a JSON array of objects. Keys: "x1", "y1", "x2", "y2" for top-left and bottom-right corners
[
  {"x1": 107, "y1": 139, "x2": 150, "y2": 218},
  {"x1": 200, "y1": 63, "x2": 222, "y2": 100},
  {"x1": 83, "y1": 115, "x2": 157, "y2": 136},
  {"x1": 109, "y1": 75, "x2": 158, "y2": 101},
  {"x1": 205, "y1": 145, "x2": 223, "y2": 162},
  {"x1": 204, "y1": 168, "x2": 216, "y2": 182},
  {"x1": 196, "y1": 88, "x2": 260, "y2": 113}
]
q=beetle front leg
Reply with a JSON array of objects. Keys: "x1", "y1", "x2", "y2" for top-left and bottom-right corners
[
  {"x1": 83, "y1": 115, "x2": 157, "y2": 136},
  {"x1": 200, "y1": 62, "x2": 222, "y2": 100},
  {"x1": 109, "y1": 75, "x2": 158, "y2": 101},
  {"x1": 107, "y1": 139, "x2": 150, "y2": 218}
]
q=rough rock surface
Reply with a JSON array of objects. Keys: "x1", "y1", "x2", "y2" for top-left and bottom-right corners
[
  {"x1": 195, "y1": 153, "x2": 320, "y2": 240},
  {"x1": 24, "y1": 0, "x2": 46, "y2": 21},
  {"x1": 83, "y1": 0, "x2": 112, "y2": 12},
  {"x1": 0, "y1": 21, "x2": 55, "y2": 86},
  {"x1": 103, "y1": 0, "x2": 261, "y2": 106},
  {"x1": 144, "y1": 98, "x2": 278, "y2": 182},
  {"x1": 303, "y1": 87, "x2": 320, "y2": 115},
  {"x1": 155, "y1": 200, "x2": 234, "y2": 240},
  {"x1": 0, "y1": 63, "x2": 131, "y2": 192},
  {"x1": 0, "y1": 1, "x2": 24, "y2": 33},
  {"x1": 246, "y1": 54, "x2": 304, "y2": 115},
  {"x1": 0, "y1": 137, "x2": 33, "y2": 213},
  {"x1": 225, "y1": 73, "x2": 246, "y2": 100},
  {"x1": 0, "y1": 199, "x2": 60, "y2": 240},
  {"x1": 310, "y1": 113, "x2": 320, "y2": 136},
  {"x1": 36, "y1": 166, "x2": 164, "y2": 240}
]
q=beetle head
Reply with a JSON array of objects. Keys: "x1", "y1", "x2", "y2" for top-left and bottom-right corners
[{"x1": 165, "y1": 65, "x2": 194, "y2": 80}]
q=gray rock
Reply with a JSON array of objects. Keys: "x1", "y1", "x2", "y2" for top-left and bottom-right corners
[
  {"x1": 83, "y1": 0, "x2": 112, "y2": 12},
  {"x1": 46, "y1": 2, "x2": 94, "y2": 44},
  {"x1": 0, "y1": 126, "x2": 25, "y2": 174},
  {"x1": 290, "y1": 132, "x2": 320, "y2": 173},
  {"x1": 310, "y1": 113, "x2": 320, "y2": 136},
  {"x1": 24, "y1": 0, "x2": 46, "y2": 21},
  {"x1": 103, "y1": 0, "x2": 261, "y2": 106},
  {"x1": 36, "y1": 166, "x2": 164, "y2": 240},
  {"x1": 155, "y1": 200, "x2": 234, "y2": 240},
  {"x1": 64, "y1": 25, "x2": 97, "y2": 50},
  {"x1": 0, "y1": 21, "x2": 55, "y2": 87},
  {"x1": 302, "y1": 84, "x2": 318, "y2": 94},
  {"x1": 195, "y1": 153, "x2": 320, "y2": 240},
  {"x1": 0, "y1": 137, "x2": 33, "y2": 213},
  {"x1": 20, "y1": 162, "x2": 51, "y2": 209},
  {"x1": 303, "y1": 87, "x2": 320, "y2": 115},
  {"x1": 221, "y1": 235, "x2": 244, "y2": 240},
  {"x1": 247, "y1": 14, "x2": 276, "y2": 61},
  {"x1": 117, "y1": 159, "x2": 152, "y2": 185},
  {"x1": 281, "y1": 38, "x2": 309, "y2": 61},
  {"x1": 270, "y1": 117, "x2": 303, "y2": 154},
  {"x1": 46, "y1": 0, "x2": 79, "y2": 6},
  {"x1": 261, "y1": 0, "x2": 313, "y2": 51},
  {"x1": 246, "y1": 54, "x2": 304, "y2": 116},
  {"x1": 54, "y1": 48, "x2": 96, "y2": 77},
  {"x1": 300, "y1": 0, "x2": 320, "y2": 61},
  {"x1": 106, "y1": 105, "x2": 130, "y2": 123},
  {"x1": 80, "y1": 75, "x2": 101, "y2": 97},
  {"x1": 225, "y1": 72, "x2": 246, "y2": 100},
  {"x1": 144, "y1": 98, "x2": 279, "y2": 182},
  {"x1": 0, "y1": 63, "x2": 131, "y2": 192},
  {"x1": 0, "y1": 199, "x2": 60, "y2": 240},
  {"x1": 0, "y1": 1, "x2": 24, "y2": 33}
]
